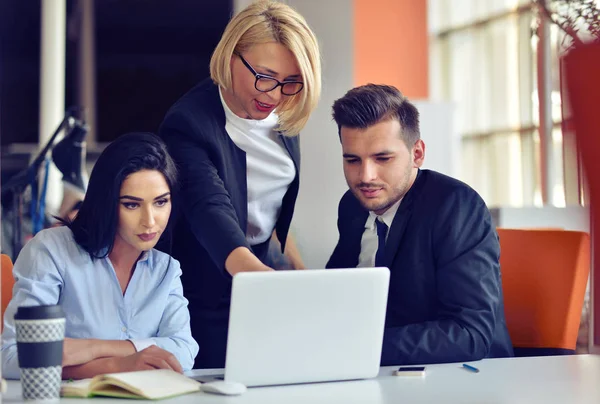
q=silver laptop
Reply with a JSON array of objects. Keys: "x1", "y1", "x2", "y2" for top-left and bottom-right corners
[{"x1": 224, "y1": 267, "x2": 390, "y2": 387}]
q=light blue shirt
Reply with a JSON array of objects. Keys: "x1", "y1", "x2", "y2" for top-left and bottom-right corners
[{"x1": 1, "y1": 226, "x2": 199, "y2": 379}]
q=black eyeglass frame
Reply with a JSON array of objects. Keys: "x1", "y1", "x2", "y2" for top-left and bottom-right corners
[{"x1": 235, "y1": 52, "x2": 304, "y2": 96}]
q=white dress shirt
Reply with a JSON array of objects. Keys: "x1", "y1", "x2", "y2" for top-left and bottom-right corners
[
  {"x1": 357, "y1": 198, "x2": 403, "y2": 268},
  {"x1": 219, "y1": 89, "x2": 296, "y2": 245}
]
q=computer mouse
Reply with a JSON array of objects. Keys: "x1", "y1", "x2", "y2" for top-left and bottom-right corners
[{"x1": 201, "y1": 381, "x2": 247, "y2": 396}]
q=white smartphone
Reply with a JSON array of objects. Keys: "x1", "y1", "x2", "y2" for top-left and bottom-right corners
[{"x1": 393, "y1": 366, "x2": 426, "y2": 377}]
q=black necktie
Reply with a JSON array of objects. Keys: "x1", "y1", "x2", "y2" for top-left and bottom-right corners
[{"x1": 375, "y1": 218, "x2": 388, "y2": 267}]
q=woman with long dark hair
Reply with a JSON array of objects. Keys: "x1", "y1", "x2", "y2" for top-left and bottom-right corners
[{"x1": 1, "y1": 133, "x2": 198, "y2": 380}]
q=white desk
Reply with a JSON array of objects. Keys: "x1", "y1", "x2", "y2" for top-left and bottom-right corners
[{"x1": 3, "y1": 355, "x2": 600, "y2": 404}]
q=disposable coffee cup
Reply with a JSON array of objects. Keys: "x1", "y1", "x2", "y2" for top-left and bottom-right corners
[{"x1": 15, "y1": 305, "x2": 65, "y2": 401}]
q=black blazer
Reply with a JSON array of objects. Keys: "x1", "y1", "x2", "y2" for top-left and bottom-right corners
[
  {"x1": 158, "y1": 78, "x2": 300, "y2": 368},
  {"x1": 327, "y1": 169, "x2": 514, "y2": 365}
]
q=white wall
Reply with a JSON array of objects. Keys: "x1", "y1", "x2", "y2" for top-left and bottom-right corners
[
  {"x1": 414, "y1": 101, "x2": 458, "y2": 178},
  {"x1": 286, "y1": 0, "x2": 354, "y2": 269}
]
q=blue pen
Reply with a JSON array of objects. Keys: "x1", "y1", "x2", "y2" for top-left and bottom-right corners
[{"x1": 462, "y1": 363, "x2": 480, "y2": 373}]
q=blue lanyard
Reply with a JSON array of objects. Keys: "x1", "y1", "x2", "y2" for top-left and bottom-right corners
[{"x1": 30, "y1": 157, "x2": 51, "y2": 235}]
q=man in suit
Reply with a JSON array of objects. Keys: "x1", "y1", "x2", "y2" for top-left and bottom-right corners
[{"x1": 327, "y1": 84, "x2": 514, "y2": 365}]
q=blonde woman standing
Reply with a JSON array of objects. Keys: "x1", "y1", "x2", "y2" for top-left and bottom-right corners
[{"x1": 159, "y1": 1, "x2": 321, "y2": 368}]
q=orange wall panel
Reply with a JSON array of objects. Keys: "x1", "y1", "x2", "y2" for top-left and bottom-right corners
[{"x1": 354, "y1": 0, "x2": 428, "y2": 99}]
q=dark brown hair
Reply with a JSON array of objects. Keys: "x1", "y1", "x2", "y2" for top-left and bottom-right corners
[{"x1": 332, "y1": 84, "x2": 420, "y2": 146}]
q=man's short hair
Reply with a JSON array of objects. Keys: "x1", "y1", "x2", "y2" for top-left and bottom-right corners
[{"x1": 332, "y1": 84, "x2": 420, "y2": 146}]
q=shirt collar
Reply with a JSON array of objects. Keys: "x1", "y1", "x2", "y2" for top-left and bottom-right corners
[
  {"x1": 100, "y1": 248, "x2": 152, "y2": 267},
  {"x1": 365, "y1": 198, "x2": 403, "y2": 230},
  {"x1": 138, "y1": 250, "x2": 151, "y2": 264}
]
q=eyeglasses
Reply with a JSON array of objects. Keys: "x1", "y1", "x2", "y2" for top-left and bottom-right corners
[{"x1": 235, "y1": 52, "x2": 304, "y2": 96}]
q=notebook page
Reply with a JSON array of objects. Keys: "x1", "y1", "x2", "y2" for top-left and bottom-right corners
[
  {"x1": 61, "y1": 378, "x2": 93, "y2": 397},
  {"x1": 102, "y1": 369, "x2": 201, "y2": 399}
]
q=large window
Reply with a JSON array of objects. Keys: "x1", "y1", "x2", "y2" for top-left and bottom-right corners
[{"x1": 428, "y1": 0, "x2": 581, "y2": 207}]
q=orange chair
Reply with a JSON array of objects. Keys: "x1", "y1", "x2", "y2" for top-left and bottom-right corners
[
  {"x1": 1, "y1": 254, "x2": 15, "y2": 332},
  {"x1": 497, "y1": 228, "x2": 590, "y2": 356}
]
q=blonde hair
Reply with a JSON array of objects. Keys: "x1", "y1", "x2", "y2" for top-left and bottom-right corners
[{"x1": 210, "y1": 0, "x2": 321, "y2": 136}]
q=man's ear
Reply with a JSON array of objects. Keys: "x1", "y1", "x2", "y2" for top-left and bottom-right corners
[{"x1": 412, "y1": 139, "x2": 425, "y2": 168}]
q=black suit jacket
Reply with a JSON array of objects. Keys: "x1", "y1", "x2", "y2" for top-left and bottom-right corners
[
  {"x1": 327, "y1": 169, "x2": 514, "y2": 365},
  {"x1": 158, "y1": 78, "x2": 301, "y2": 368}
]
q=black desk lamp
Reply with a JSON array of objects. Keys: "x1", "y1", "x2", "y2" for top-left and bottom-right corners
[{"x1": 1, "y1": 109, "x2": 88, "y2": 257}]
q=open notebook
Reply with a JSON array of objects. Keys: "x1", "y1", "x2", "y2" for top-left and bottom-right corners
[{"x1": 61, "y1": 369, "x2": 201, "y2": 400}]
